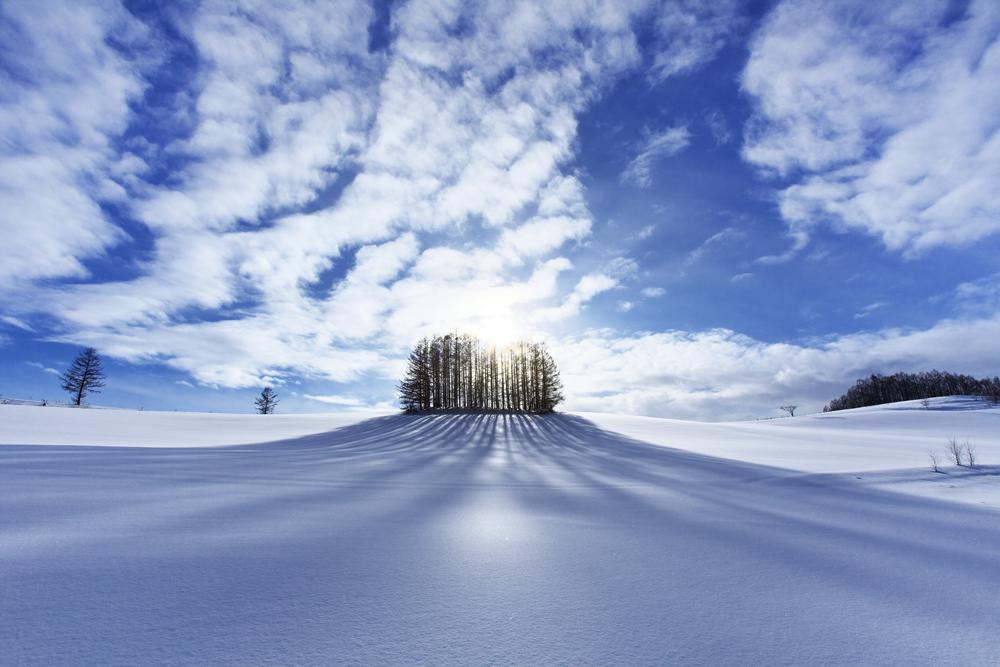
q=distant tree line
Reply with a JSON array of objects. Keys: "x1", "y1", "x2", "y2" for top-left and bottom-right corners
[
  {"x1": 398, "y1": 334, "x2": 564, "y2": 413},
  {"x1": 823, "y1": 370, "x2": 1000, "y2": 412}
]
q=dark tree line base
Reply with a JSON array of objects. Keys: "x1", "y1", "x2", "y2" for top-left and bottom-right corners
[
  {"x1": 398, "y1": 334, "x2": 564, "y2": 413},
  {"x1": 823, "y1": 370, "x2": 1000, "y2": 412}
]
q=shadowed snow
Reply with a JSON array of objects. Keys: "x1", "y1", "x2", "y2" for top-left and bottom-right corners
[{"x1": 2, "y1": 410, "x2": 1000, "y2": 664}]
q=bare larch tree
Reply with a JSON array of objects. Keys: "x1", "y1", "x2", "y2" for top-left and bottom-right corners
[
  {"x1": 255, "y1": 387, "x2": 279, "y2": 414},
  {"x1": 60, "y1": 347, "x2": 107, "y2": 406},
  {"x1": 398, "y1": 334, "x2": 564, "y2": 413}
]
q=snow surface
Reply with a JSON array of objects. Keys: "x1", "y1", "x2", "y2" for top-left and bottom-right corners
[
  {"x1": 584, "y1": 396, "x2": 1000, "y2": 510},
  {"x1": 2, "y1": 398, "x2": 1000, "y2": 664},
  {"x1": 0, "y1": 404, "x2": 393, "y2": 446},
  {"x1": 582, "y1": 396, "x2": 1000, "y2": 473}
]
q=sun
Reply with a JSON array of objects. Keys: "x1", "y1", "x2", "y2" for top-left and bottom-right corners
[
  {"x1": 470, "y1": 316, "x2": 523, "y2": 348},
  {"x1": 451, "y1": 288, "x2": 529, "y2": 348}
]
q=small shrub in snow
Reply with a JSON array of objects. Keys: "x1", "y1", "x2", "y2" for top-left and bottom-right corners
[
  {"x1": 928, "y1": 450, "x2": 942, "y2": 473},
  {"x1": 964, "y1": 441, "x2": 977, "y2": 468},
  {"x1": 946, "y1": 438, "x2": 964, "y2": 466}
]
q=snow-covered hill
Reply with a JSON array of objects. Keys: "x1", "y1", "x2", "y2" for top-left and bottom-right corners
[
  {"x1": 585, "y1": 396, "x2": 1000, "y2": 473},
  {"x1": 585, "y1": 396, "x2": 1000, "y2": 509},
  {"x1": 2, "y1": 398, "x2": 999, "y2": 664},
  {"x1": 0, "y1": 403, "x2": 393, "y2": 446}
]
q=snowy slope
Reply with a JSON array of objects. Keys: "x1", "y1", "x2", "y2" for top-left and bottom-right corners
[
  {"x1": 582, "y1": 396, "x2": 1000, "y2": 473},
  {"x1": 0, "y1": 404, "x2": 389, "y2": 446},
  {"x1": 2, "y1": 401, "x2": 1000, "y2": 664},
  {"x1": 583, "y1": 396, "x2": 1000, "y2": 509}
]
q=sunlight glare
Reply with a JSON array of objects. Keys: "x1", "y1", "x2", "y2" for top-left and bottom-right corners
[
  {"x1": 456, "y1": 288, "x2": 529, "y2": 347},
  {"x1": 470, "y1": 316, "x2": 522, "y2": 347}
]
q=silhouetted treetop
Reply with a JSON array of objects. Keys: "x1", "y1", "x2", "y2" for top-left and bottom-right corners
[{"x1": 398, "y1": 334, "x2": 564, "y2": 413}]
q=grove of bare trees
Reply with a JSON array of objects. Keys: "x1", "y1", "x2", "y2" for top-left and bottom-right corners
[
  {"x1": 824, "y1": 371, "x2": 1000, "y2": 412},
  {"x1": 398, "y1": 334, "x2": 564, "y2": 413}
]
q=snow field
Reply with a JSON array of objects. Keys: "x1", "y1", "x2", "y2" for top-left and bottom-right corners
[{"x1": 1, "y1": 397, "x2": 999, "y2": 664}]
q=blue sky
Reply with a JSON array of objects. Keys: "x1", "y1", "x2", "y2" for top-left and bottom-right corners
[{"x1": 1, "y1": 0, "x2": 999, "y2": 419}]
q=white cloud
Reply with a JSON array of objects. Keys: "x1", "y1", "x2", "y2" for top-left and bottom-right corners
[
  {"x1": 743, "y1": 0, "x2": 1000, "y2": 254},
  {"x1": 0, "y1": 2, "x2": 145, "y2": 285},
  {"x1": 302, "y1": 394, "x2": 394, "y2": 411},
  {"x1": 753, "y1": 229, "x2": 809, "y2": 265},
  {"x1": 575, "y1": 273, "x2": 621, "y2": 302},
  {"x1": 61, "y1": 318, "x2": 390, "y2": 389},
  {"x1": 39, "y1": 232, "x2": 236, "y2": 329},
  {"x1": 3, "y1": 0, "x2": 665, "y2": 390},
  {"x1": 632, "y1": 224, "x2": 656, "y2": 240},
  {"x1": 498, "y1": 215, "x2": 591, "y2": 261},
  {"x1": 952, "y1": 272, "x2": 1000, "y2": 316},
  {"x1": 535, "y1": 272, "x2": 619, "y2": 322},
  {"x1": 556, "y1": 314, "x2": 1000, "y2": 420},
  {"x1": 303, "y1": 394, "x2": 365, "y2": 407},
  {"x1": 8, "y1": 0, "x2": 991, "y2": 427},
  {"x1": 345, "y1": 234, "x2": 422, "y2": 287},
  {"x1": 649, "y1": 0, "x2": 743, "y2": 82},
  {"x1": 320, "y1": 234, "x2": 421, "y2": 341},
  {"x1": 704, "y1": 110, "x2": 732, "y2": 145},
  {"x1": 0, "y1": 316, "x2": 34, "y2": 332},
  {"x1": 621, "y1": 125, "x2": 691, "y2": 188},
  {"x1": 603, "y1": 256, "x2": 640, "y2": 280},
  {"x1": 26, "y1": 361, "x2": 59, "y2": 376},
  {"x1": 641, "y1": 287, "x2": 666, "y2": 298},
  {"x1": 683, "y1": 226, "x2": 745, "y2": 268},
  {"x1": 854, "y1": 301, "x2": 887, "y2": 320},
  {"x1": 136, "y1": 0, "x2": 376, "y2": 234}
]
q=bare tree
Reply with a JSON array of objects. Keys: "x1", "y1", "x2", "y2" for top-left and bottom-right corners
[
  {"x1": 946, "y1": 438, "x2": 964, "y2": 466},
  {"x1": 779, "y1": 405, "x2": 798, "y2": 417},
  {"x1": 60, "y1": 347, "x2": 107, "y2": 406},
  {"x1": 920, "y1": 398, "x2": 931, "y2": 409},
  {"x1": 964, "y1": 441, "x2": 977, "y2": 467},
  {"x1": 928, "y1": 450, "x2": 942, "y2": 473},
  {"x1": 824, "y1": 370, "x2": 1000, "y2": 412},
  {"x1": 255, "y1": 387, "x2": 279, "y2": 414},
  {"x1": 398, "y1": 334, "x2": 563, "y2": 413}
]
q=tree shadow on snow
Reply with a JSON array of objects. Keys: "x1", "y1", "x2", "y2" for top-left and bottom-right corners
[{"x1": 4, "y1": 412, "x2": 1000, "y2": 661}]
